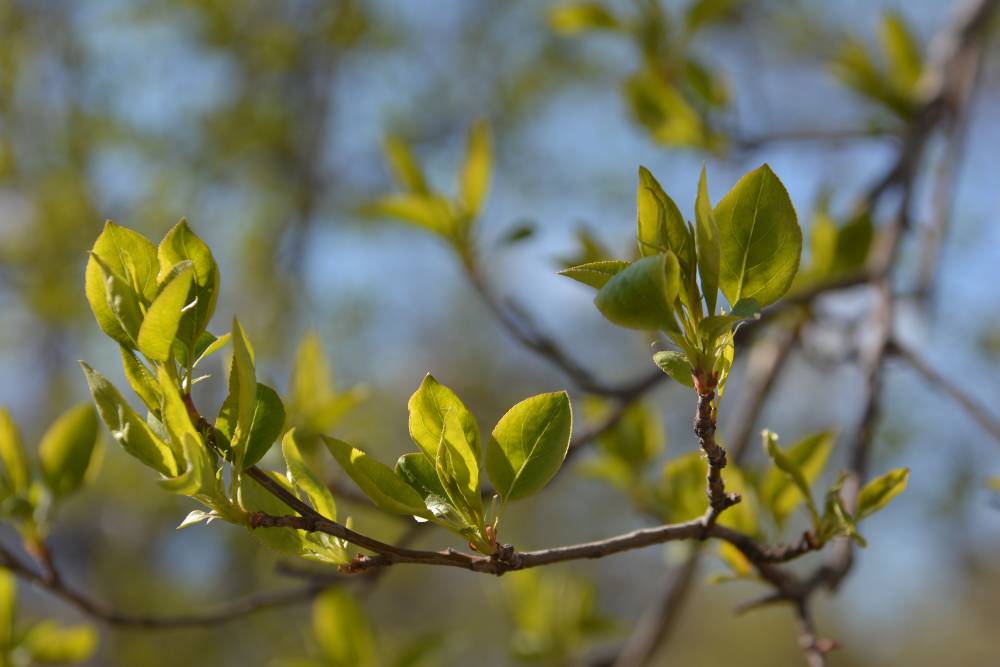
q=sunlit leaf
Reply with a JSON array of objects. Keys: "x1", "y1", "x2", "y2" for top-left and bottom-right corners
[
  {"x1": 856, "y1": 468, "x2": 909, "y2": 521},
  {"x1": 558, "y1": 260, "x2": 630, "y2": 289},
  {"x1": 716, "y1": 165, "x2": 802, "y2": 308},
  {"x1": 486, "y1": 392, "x2": 572, "y2": 503},
  {"x1": 594, "y1": 253, "x2": 680, "y2": 331},
  {"x1": 38, "y1": 403, "x2": 100, "y2": 498}
]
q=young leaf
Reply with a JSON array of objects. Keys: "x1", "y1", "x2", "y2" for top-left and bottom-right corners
[
  {"x1": 0, "y1": 407, "x2": 31, "y2": 495},
  {"x1": 364, "y1": 193, "x2": 456, "y2": 238},
  {"x1": 880, "y1": 12, "x2": 922, "y2": 91},
  {"x1": 288, "y1": 331, "x2": 365, "y2": 435},
  {"x1": 0, "y1": 570, "x2": 13, "y2": 648},
  {"x1": 636, "y1": 167, "x2": 690, "y2": 261},
  {"x1": 157, "y1": 219, "x2": 220, "y2": 347},
  {"x1": 159, "y1": 433, "x2": 220, "y2": 502},
  {"x1": 434, "y1": 409, "x2": 482, "y2": 518},
  {"x1": 696, "y1": 298, "x2": 760, "y2": 344},
  {"x1": 395, "y1": 452, "x2": 449, "y2": 501},
  {"x1": 759, "y1": 430, "x2": 834, "y2": 528},
  {"x1": 227, "y1": 318, "x2": 257, "y2": 465},
  {"x1": 407, "y1": 374, "x2": 480, "y2": 461},
  {"x1": 80, "y1": 362, "x2": 179, "y2": 477},
  {"x1": 120, "y1": 347, "x2": 161, "y2": 413},
  {"x1": 655, "y1": 452, "x2": 708, "y2": 523},
  {"x1": 761, "y1": 430, "x2": 820, "y2": 527},
  {"x1": 383, "y1": 136, "x2": 429, "y2": 195},
  {"x1": 283, "y1": 429, "x2": 337, "y2": 519},
  {"x1": 715, "y1": 164, "x2": 802, "y2": 308},
  {"x1": 549, "y1": 3, "x2": 620, "y2": 34},
  {"x1": 695, "y1": 165, "x2": 721, "y2": 314},
  {"x1": 324, "y1": 437, "x2": 429, "y2": 518},
  {"x1": 558, "y1": 260, "x2": 630, "y2": 289},
  {"x1": 594, "y1": 253, "x2": 680, "y2": 331},
  {"x1": 242, "y1": 384, "x2": 285, "y2": 468},
  {"x1": 84, "y1": 222, "x2": 158, "y2": 345},
  {"x1": 89, "y1": 254, "x2": 144, "y2": 347},
  {"x1": 486, "y1": 392, "x2": 572, "y2": 503},
  {"x1": 38, "y1": 403, "x2": 100, "y2": 498},
  {"x1": 137, "y1": 262, "x2": 194, "y2": 362},
  {"x1": 313, "y1": 589, "x2": 379, "y2": 667},
  {"x1": 460, "y1": 120, "x2": 492, "y2": 217},
  {"x1": 21, "y1": 620, "x2": 97, "y2": 664},
  {"x1": 856, "y1": 468, "x2": 909, "y2": 521},
  {"x1": 652, "y1": 350, "x2": 695, "y2": 387}
]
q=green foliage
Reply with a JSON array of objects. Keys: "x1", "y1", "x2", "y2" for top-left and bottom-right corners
[
  {"x1": 503, "y1": 569, "x2": 615, "y2": 664},
  {"x1": 831, "y1": 12, "x2": 924, "y2": 118},
  {"x1": 287, "y1": 332, "x2": 366, "y2": 442},
  {"x1": 594, "y1": 253, "x2": 681, "y2": 331},
  {"x1": 37, "y1": 404, "x2": 99, "y2": 499},
  {"x1": 759, "y1": 431, "x2": 835, "y2": 528},
  {"x1": 368, "y1": 122, "x2": 493, "y2": 251},
  {"x1": 762, "y1": 431, "x2": 909, "y2": 547},
  {"x1": 715, "y1": 164, "x2": 802, "y2": 308},
  {"x1": 324, "y1": 377, "x2": 573, "y2": 553},
  {"x1": 563, "y1": 164, "x2": 801, "y2": 404},
  {"x1": 856, "y1": 468, "x2": 909, "y2": 521},
  {"x1": 486, "y1": 392, "x2": 573, "y2": 503},
  {"x1": 0, "y1": 571, "x2": 96, "y2": 665},
  {"x1": 550, "y1": 1, "x2": 735, "y2": 149},
  {"x1": 578, "y1": 400, "x2": 664, "y2": 494}
]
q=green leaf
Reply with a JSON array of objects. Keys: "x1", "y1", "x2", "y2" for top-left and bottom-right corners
[
  {"x1": 654, "y1": 451, "x2": 707, "y2": 523},
  {"x1": 159, "y1": 433, "x2": 221, "y2": 503},
  {"x1": 119, "y1": 347, "x2": 161, "y2": 414},
  {"x1": 636, "y1": 167, "x2": 691, "y2": 266},
  {"x1": 486, "y1": 392, "x2": 572, "y2": 503},
  {"x1": 558, "y1": 260, "x2": 630, "y2": 289},
  {"x1": 394, "y1": 452, "x2": 449, "y2": 502},
  {"x1": 0, "y1": 407, "x2": 31, "y2": 495},
  {"x1": 856, "y1": 468, "x2": 909, "y2": 521},
  {"x1": 137, "y1": 262, "x2": 194, "y2": 362},
  {"x1": 760, "y1": 430, "x2": 834, "y2": 528},
  {"x1": 157, "y1": 219, "x2": 220, "y2": 348},
  {"x1": 89, "y1": 253, "x2": 144, "y2": 347},
  {"x1": 593, "y1": 400, "x2": 664, "y2": 473},
  {"x1": 84, "y1": 221, "x2": 158, "y2": 346},
  {"x1": 696, "y1": 298, "x2": 760, "y2": 344},
  {"x1": 434, "y1": 409, "x2": 482, "y2": 518},
  {"x1": 761, "y1": 430, "x2": 820, "y2": 527},
  {"x1": 238, "y1": 471, "x2": 322, "y2": 558},
  {"x1": 282, "y1": 429, "x2": 337, "y2": 519},
  {"x1": 594, "y1": 253, "x2": 680, "y2": 331},
  {"x1": 81, "y1": 362, "x2": 179, "y2": 477},
  {"x1": 227, "y1": 318, "x2": 257, "y2": 466},
  {"x1": 686, "y1": 0, "x2": 739, "y2": 33},
  {"x1": 460, "y1": 120, "x2": 492, "y2": 217},
  {"x1": 383, "y1": 136, "x2": 429, "y2": 195},
  {"x1": 407, "y1": 374, "x2": 480, "y2": 461},
  {"x1": 38, "y1": 403, "x2": 100, "y2": 498},
  {"x1": 695, "y1": 165, "x2": 721, "y2": 314},
  {"x1": 715, "y1": 164, "x2": 802, "y2": 308},
  {"x1": 193, "y1": 331, "x2": 231, "y2": 367},
  {"x1": 880, "y1": 12, "x2": 922, "y2": 91},
  {"x1": 288, "y1": 331, "x2": 365, "y2": 435},
  {"x1": 324, "y1": 437, "x2": 429, "y2": 518},
  {"x1": 0, "y1": 569, "x2": 15, "y2": 648},
  {"x1": 21, "y1": 620, "x2": 97, "y2": 664},
  {"x1": 313, "y1": 589, "x2": 378, "y2": 667},
  {"x1": 549, "y1": 2, "x2": 619, "y2": 33},
  {"x1": 364, "y1": 193, "x2": 456, "y2": 238},
  {"x1": 652, "y1": 350, "x2": 694, "y2": 387},
  {"x1": 242, "y1": 384, "x2": 286, "y2": 468}
]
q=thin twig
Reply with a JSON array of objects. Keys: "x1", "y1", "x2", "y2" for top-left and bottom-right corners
[{"x1": 0, "y1": 543, "x2": 323, "y2": 630}]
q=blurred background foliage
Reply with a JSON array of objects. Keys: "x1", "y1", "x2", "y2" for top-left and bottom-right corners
[{"x1": 0, "y1": 0, "x2": 999, "y2": 665}]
